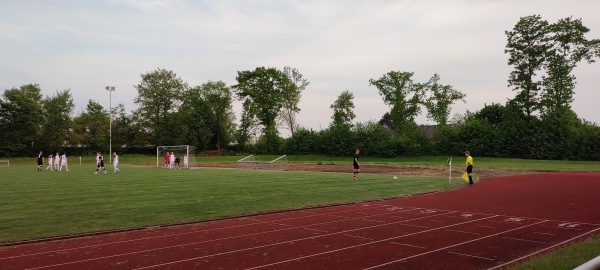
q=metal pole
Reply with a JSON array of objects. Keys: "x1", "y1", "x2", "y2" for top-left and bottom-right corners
[{"x1": 106, "y1": 86, "x2": 115, "y2": 163}]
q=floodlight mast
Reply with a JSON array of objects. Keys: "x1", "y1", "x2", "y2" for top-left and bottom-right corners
[{"x1": 106, "y1": 86, "x2": 116, "y2": 163}]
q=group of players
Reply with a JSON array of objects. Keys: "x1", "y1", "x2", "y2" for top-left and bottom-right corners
[
  {"x1": 164, "y1": 152, "x2": 188, "y2": 169},
  {"x1": 94, "y1": 152, "x2": 120, "y2": 174},
  {"x1": 35, "y1": 150, "x2": 120, "y2": 174},
  {"x1": 36, "y1": 150, "x2": 69, "y2": 172}
]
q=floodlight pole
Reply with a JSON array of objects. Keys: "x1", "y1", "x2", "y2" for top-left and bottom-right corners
[{"x1": 106, "y1": 86, "x2": 115, "y2": 163}]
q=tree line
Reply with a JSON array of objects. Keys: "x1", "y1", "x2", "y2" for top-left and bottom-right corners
[{"x1": 1, "y1": 15, "x2": 599, "y2": 160}]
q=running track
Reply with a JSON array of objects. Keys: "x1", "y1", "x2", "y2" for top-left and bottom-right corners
[{"x1": 1, "y1": 172, "x2": 599, "y2": 269}]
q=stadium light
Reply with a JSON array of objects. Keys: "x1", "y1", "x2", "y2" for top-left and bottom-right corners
[{"x1": 106, "y1": 86, "x2": 116, "y2": 163}]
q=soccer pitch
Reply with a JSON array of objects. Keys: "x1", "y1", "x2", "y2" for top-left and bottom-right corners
[{"x1": 0, "y1": 164, "x2": 460, "y2": 243}]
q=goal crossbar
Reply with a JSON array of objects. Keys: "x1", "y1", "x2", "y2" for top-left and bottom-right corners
[
  {"x1": 236, "y1": 155, "x2": 288, "y2": 171},
  {"x1": 157, "y1": 145, "x2": 196, "y2": 168}
]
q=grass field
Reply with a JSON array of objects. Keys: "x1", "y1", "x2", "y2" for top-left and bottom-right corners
[
  {"x1": 0, "y1": 162, "x2": 459, "y2": 243},
  {"x1": 1, "y1": 155, "x2": 599, "y2": 269}
]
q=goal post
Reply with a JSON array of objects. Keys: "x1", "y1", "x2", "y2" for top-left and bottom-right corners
[
  {"x1": 236, "y1": 154, "x2": 288, "y2": 171},
  {"x1": 156, "y1": 145, "x2": 196, "y2": 168},
  {"x1": 0, "y1": 159, "x2": 9, "y2": 168}
]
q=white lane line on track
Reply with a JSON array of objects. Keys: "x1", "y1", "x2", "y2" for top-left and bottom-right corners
[
  {"x1": 447, "y1": 251, "x2": 495, "y2": 261},
  {"x1": 244, "y1": 215, "x2": 499, "y2": 270},
  {"x1": 477, "y1": 225, "x2": 495, "y2": 229},
  {"x1": 342, "y1": 234, "x2": 373, "y2": 241},
  {"x1": 23, "y1": 211, "x2": 458, "y2": 269},
  {"x1": 502, "y1": 237, "x2": 546, "y2": 244},
  {"x1": 363, "y1": 219, "x2": 548, "y2": 270},
  {"x1": 373, "y1": 204, "x2": 600, "y2": 226},
  {"x1": 445, "y1": 229, "x2": 482, "y2": 236},
  {"x1": 533, "y1": 232, "x2": 555, "y2": 236},
  {"x1": 489, "y1": 227, "x2": 600, "y2": 270},
  {"x1": 388, "y1": 242, "x2": 426, "y2": 249},
  {"x1": 1, "y1": 204, "x2": 395, "y2": 260}
]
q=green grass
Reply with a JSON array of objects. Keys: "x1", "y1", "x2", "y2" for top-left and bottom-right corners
[
  {"x1": 511, "y1": 234, "x2": 600, "y2": 270},
  {"x1": 0, "y1": 164, "x2": 460, "y2": 243}
]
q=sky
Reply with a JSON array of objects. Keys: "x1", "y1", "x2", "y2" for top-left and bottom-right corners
[{"x1": 1, "y1": 0, "x2": 599, "y2": 137}]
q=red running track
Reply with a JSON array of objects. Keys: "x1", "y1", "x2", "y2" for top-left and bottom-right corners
[{"x1": 1, "y1": 172, "x2": 599, "y2": 269}]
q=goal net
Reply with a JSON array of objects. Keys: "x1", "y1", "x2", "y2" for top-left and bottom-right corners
[
  {"x1": 157, "y1": 145, "x2": 196, "y2": 168},
  {"x1": 236, "y1": 155, "x2": 289, "y2": 171},
  {"x1": 0, "y1": 159, "x2": 9, "y2": 168}
]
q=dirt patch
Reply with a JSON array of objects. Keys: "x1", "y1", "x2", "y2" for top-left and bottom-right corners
[{"x1": 198, "y1": 162, "x2": 530, "y2": 179}]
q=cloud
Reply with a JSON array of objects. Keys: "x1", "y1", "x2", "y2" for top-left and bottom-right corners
[{"x1": 1, "y1": 0, "x2": 599, "y2": 134}]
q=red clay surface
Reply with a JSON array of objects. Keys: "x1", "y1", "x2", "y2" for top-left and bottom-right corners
[{"x1": 1, "y1": 172, "x2": 599, "y2": 269}]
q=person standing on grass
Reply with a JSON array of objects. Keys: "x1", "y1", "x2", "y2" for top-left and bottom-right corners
[
  {"x1": 59, "y1": 152, "x2": 69, "y2": 172},
  {"x1": 165, "y1": 152, "x2": 170, "y2": 168},
  {"x1": 170, "y1": 152, "x2": 175, "y2": 169},
  {"x1": 95, "y1": 152, "x2": 107, "y2": 174},
  {"x1": 37, "y1": 150, "x2": 44, "y2": 171},
  {"x1": 47, "y1": 153, "x2": 53, "y2": 170},
  {"x1": 53, "y1": 151, "x2": 60, "y2": 171},
  {"x1": 353, "y1": 149, "x2": 361, "y2": 181},
  {"x1": 183, "y1": 154, "x2": 188, "y2": 169},
  {"x1": 113, "y1": 151, "x2": 120, "y2": 173},
  {"x1": 465, "y1": 150, "x2": 474, "y2": 185}
]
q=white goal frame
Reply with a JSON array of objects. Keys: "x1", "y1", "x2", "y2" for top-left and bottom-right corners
[
  {"x1": 236, "y1": 154, "x2": 289, "y2": 171},
  {"x1": 156, "y1": 145, "x2": 196, "y2": 168},
  {"x1": 0, "y1": 159, "x2": 9, "y2": 167}
]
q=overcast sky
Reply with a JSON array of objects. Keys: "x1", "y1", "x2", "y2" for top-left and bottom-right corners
[{"x1": 1, "y1": 0, "x2": 599, "y2": 136}]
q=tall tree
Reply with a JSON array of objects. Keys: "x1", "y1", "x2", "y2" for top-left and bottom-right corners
[
  {"x1": 369, "y1": 71, "x2": 425, "y2": 135},
  {"x1": 134, "y1": 68, "x2": 188, "y2": 145},
  {"x1": 330, "y1": 90, "x2": 356, "y2": 126},
  {"x1": 423, "y1": 74, "x2": 466, "y2": 125},
  {"x1": 505, "y1": 15, "x2": 551, "y2": 119},
  {"x1": 278, "y1": 66, "x2": 309, "y2": 137},
  {"x1": 541, "y1": 17, "x2": 600, "y2": 116},
  {"x1": 234, "y1": 67, "x2": 290, "y2": 152},
  {"x1": 0, "y1": 84, "x2": 44, "y2": 155},
  {"x1": 40, "y1": 90, "x2": 74, "y2": 149},
  {"x1": 72, "y1": 100, "x2": 108, "y2": 149},
  {"x1": 236, "y1": 99, "x2": 259, "y2": 151}
]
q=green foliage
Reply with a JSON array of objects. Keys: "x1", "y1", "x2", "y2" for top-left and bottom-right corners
[
  {"x1": 287, "y1": 128, "x2": 321, "y2": 155},
  {"x1": 505, "y1": 15, "x2": 550, "y2": 118},
  {"x1": 369, "y1": 71, "x2": 424, "y2": 134},
  {"x1": 279, "y1": 66, "x2": 309, "y2": 136},
  {"x1": 72, "y1": 100, "x2": 109, "y2": 149},
  {"x1": 234, "y1": 67, "x2": 290, "y2": 152},
  {"x1": 40, "y1": 90, "x2": 75, "y2": 149},
  {"x1": 0, "y1": 84, "x2": 44, "y2": 156},
  {"x1": 133, "y1": 68, "x2": 188, "y2": 145},
  {"x1": 330, "y1": 90, "x2": 356, "y2": 126},
  {"x1": 423, "y1": 74, "x2": 466, "y2": 125}
]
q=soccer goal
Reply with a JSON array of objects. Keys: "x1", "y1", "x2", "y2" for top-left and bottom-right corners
[
  {"x1": 0, "y1": 159, "x2": 9, "y2": 167},
  {"x1": 236, "y1": 155, "x2": 289, "y2": 171},
  {"x1": 157, "y1": 145, "x2": 196, "y2": 168}
]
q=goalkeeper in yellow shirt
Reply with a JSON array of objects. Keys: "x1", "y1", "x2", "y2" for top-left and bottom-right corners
[{"x1": 465, "y1": 151, "x2": 474, "y2": 185}]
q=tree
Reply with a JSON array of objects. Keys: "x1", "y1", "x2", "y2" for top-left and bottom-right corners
[
  {"x1": 0, "y1": 84, "x2": 44, "y2": 155},
  {"x1": 330, "y1": 90, "x2": 356, "y2": 126},
  {"x1": 72, "y1": 100, "x2": 109, "y2": 149},
  {"x1": 134, "y1": 68, "x2": 188, "y2": 145},
  {"x1": 505, "y1": 15, "x2": 551, "y2": 119},
  {"x1": 423, "y1": 74, "x2": 466, "y2": 125},
  {"x1": 236, "y1": 99, "x2": 259, "y2": 151},
  {"x1": 234, "y1": 67, "x2": 290, "y2": 152},
  {"x1": 278, "y1": 66, "x2": 309, "y2": 137},
  {"x1": 541, "y1": 17, "x2": 600, "y2": 116},
  {"x1": 369, "y1": 71, "x2": 425, "y2": 135},
  {"x1": 189, "y1": 81, "x2": 236, "y2": 154},
  {"x1": 40, "y1": 90, "x2": 74, "y2": 149}
]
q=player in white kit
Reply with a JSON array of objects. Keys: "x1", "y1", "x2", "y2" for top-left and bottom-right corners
[
  {"x1": 59, "y1": 152, "x2": 69, "y2": 172},
  {"x1": 113, "y1": 152, "x2": 120, "y2": 173},
  {"x1": 53, "y1": 152, "x2": 60, "y2": 171}
]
